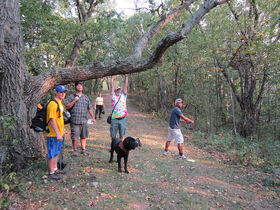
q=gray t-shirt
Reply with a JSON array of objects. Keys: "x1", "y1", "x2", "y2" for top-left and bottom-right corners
[
  {"x1": 66, "y1": 93, "x2": 92, "y2": 124},
  {"x1": 169, "y1": 106, "x2": 183, "y2": 129}
]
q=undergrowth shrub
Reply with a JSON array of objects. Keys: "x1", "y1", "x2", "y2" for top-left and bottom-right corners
[
  {"x1": 0, "y1": 115, "x2": 19, "y2": 208},
  {"x1": 192, "y1": 130, "x2": 280, "y2": 169}
]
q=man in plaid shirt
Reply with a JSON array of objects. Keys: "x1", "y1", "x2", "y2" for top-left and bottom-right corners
[{"x1": 66, "y1": 82, "x2": 95, "y2": 156}]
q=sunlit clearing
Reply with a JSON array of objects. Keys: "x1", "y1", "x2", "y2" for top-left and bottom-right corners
[
  {"x1": 91, "y1": 144, "x2": 110, "y2": 150},
  {"x1": 183, "y1": 186, "x2": 249, "y2": 204},
  {"x1": 93, "y1": 168, "x2": 112, "y2": 173},
  {"x1": 184, "y1": 186, "x2": 214, "y2": 197},
  {"x1": 198, "y1": 176, "x2": 244, "y2": 190},
  {"x1": 129, "y1": 113, "x2": 152, "y2": 119}
]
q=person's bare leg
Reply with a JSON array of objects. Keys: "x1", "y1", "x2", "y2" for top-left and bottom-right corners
[
  {"x1": 165, "y1": 141, "x2": 171, "y2": 151},
  {"x1": 54, "y1": 155, "x2": 59, "y2": 170},
  {"x1": 81, "y1": 138, "x2": 86, "y2": 150},
  {"x1": 178, "y1": 143, "x2": 183, "y2": 155},
  {"x1": 47, "y1": 158, "x2": 55, "y2": 173},
  {"x1": 72, "y1": 140, "x2": 78, "y2": 151}
]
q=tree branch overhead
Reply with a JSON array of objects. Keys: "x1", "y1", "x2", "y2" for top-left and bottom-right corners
[{"x1": 38, "y1": 0, "x2": 229, "y2": 97}]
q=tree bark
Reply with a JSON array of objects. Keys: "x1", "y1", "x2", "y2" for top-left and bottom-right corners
[
  {"x1": 155, "y1": 67, "x2": 168, "y2": 117},
  {"x1": 0, "y1": 0, "x2": 229, "y2": 169},
  {"x1": 0, "y1": 0, "x2": 44, "y2": 170}
]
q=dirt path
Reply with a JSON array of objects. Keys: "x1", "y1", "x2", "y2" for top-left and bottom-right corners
[{"x1": 11, "y1": 92, "x2": 279, "y2": 209}]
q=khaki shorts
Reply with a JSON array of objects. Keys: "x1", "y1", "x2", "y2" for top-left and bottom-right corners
[
  {"x1": 167, "y1": 127, "x2": 184, "y2": 144},
  {"x1": 71, "y1": 124, "x2": 89, "y2": 140}
]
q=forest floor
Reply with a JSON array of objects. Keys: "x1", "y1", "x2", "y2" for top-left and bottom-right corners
[{"x1": 8, "y1": 92, "x2": 280, "y2": 209}]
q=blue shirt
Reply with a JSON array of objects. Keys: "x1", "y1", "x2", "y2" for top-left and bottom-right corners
[{"x1": 169, "y1": 106, "x2": 183, "y2": 129}]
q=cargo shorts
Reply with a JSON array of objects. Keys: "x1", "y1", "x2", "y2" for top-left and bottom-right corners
[{"x1": 70, "y1": 123, "x2": 89, "y2": 140}]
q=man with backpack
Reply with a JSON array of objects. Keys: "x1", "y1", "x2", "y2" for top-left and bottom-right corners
[
  {"x1": 46, "y1": 85, "x2": 67, "y2": 180},
  {"x1": 65, "y1": 82, "x2": 95, "y2": 156}
]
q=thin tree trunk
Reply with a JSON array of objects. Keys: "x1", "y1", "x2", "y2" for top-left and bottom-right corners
[
  {"x1": 156, "y1": 67, "x2": 168, "y2": 117},
  {"x1": 93, "y1": 79, "x2": 99, "y2": 95},
  {"x1": 230, "y1": 88, "x2": 237, "y2": 135},
  {"x1": 65, "y1": 0, "x2": 99, "y2": 68},
  {"x1": 173, "y1": 49, "x2": 180, "y2": 100}
]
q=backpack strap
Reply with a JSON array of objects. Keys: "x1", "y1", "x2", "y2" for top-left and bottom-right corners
[
  {"x1": 46, "y1": 99, "x2": 61, "y2": 126},
  {"x1": 51, "y1": 99, "x2": 61, "y2": 118}
]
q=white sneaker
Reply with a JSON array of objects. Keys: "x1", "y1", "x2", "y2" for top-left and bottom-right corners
[
  {"x1": 179, "y1": 154, "x2": 187, "y2": 159},
  {"x1": 163, "y1": 151, "x2": 170, "y2": 155}
]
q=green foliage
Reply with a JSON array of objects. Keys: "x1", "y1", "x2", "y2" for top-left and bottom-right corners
[
  {"x1": 130, "y1": 0, "x2": 280, "y2": 140},
  {"x1": 192, "y1": 130, "x2": 280, "y2": 168},
  {"x1": 0, "y1": 171, "x2": 18, "y2": 208},
  {"x1": 0, "y1": 115, "x2": 18, "y2": 208}
]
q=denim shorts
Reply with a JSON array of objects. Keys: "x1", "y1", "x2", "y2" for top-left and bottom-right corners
[
  {"x1": 110, "y1": 118, "x2": 126, "y2": 139},
  {"x1": 46, "y1": 137, "x2": 62, "y2": 159}
]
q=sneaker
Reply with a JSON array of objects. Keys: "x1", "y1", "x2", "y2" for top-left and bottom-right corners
[
  {"x1": 55, "y1": 169, "x2": 66, "y2": 174},
  {"x1": 179, "y1": 154, "x2": 187, "y2": 159},
  {"x1": 48, "y1": 173, "x2": 62, "y2": 180},
  {"x1": 163, "y1": 151, "x2": 170, "y2": 155},
  {"x1": 72, "y1": 150, "x2": 78, "y2": 157},
  {"x1": 81, "y1": 150, "x2": 89, "y2": 155}
]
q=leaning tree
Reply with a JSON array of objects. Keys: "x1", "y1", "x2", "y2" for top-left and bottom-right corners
[{"x1": 0, "y1": 0, "x2": 229, "y2": 169}]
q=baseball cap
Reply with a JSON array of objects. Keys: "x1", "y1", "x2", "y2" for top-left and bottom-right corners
[
  {"x1": 55, "y1": 85, "x2": 67, "y2": 93},
  {"x1": 175, "y1": 98, "x2": 183, "y2": 104},
  {"x1": 115, "y1": 86, "x2": 121, "y2": 91}
]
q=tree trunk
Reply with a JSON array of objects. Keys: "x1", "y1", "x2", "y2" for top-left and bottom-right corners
[
  {"x1": 238, "y1": 106, "x2": 256, "y2": 138},
  {"x1": 65, "y1": 0, "x2": 99, "y2": 68},
  {"x1": 93, "y1": 79, "x2": 99, "y2": 94},
  {"x1": 156, "y1": 67, "x2": 168, "y2": 117},
  {"x1": 0, "y1": 1, "x2": 44, "y2": 170},
  {"x1": 173, "y1": 49, "x2": 180, "y2": 101}
]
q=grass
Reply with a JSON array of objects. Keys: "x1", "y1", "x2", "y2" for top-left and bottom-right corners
[{"x1": 1, "y1": 93, "x2": 280, "y2": 209}]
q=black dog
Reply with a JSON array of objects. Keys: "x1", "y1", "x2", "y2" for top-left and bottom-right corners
[{"x1": 109, "y1": 137, "x2": 142, "y2": 173}]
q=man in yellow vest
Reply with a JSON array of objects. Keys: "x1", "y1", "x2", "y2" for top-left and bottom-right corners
[{"x1": 46, "y1": 85, "x2": 67, "y2": 180}]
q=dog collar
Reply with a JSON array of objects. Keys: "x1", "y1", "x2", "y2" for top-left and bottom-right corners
[{"x1": 119, "y1": 141, "x2": 129, "y2": 154}]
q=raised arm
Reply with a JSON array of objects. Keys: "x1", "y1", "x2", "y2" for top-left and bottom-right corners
[
  {"x1": 124, "y1": 74, "x2": 128, "y2": 94},
  {"x1": 110, "y1": 76, "x2": 114, "y2": 95},
  {"x1": 65, "y1": 95, "x2": 79, "y2": 109}
]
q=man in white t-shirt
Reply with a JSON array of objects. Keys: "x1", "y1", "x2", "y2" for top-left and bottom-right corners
[{"x1": 94, "y1": 93, "x2": 105, "y2": 120}]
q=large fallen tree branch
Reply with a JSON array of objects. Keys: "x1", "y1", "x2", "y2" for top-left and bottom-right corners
[{"x1": 30, "y1": 0, "x2": 230, "y2": 100}]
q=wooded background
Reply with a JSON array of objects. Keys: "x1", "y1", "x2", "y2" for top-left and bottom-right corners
[{"x1": 0, "y1": 0, "x2": 279, "y2": 170}]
